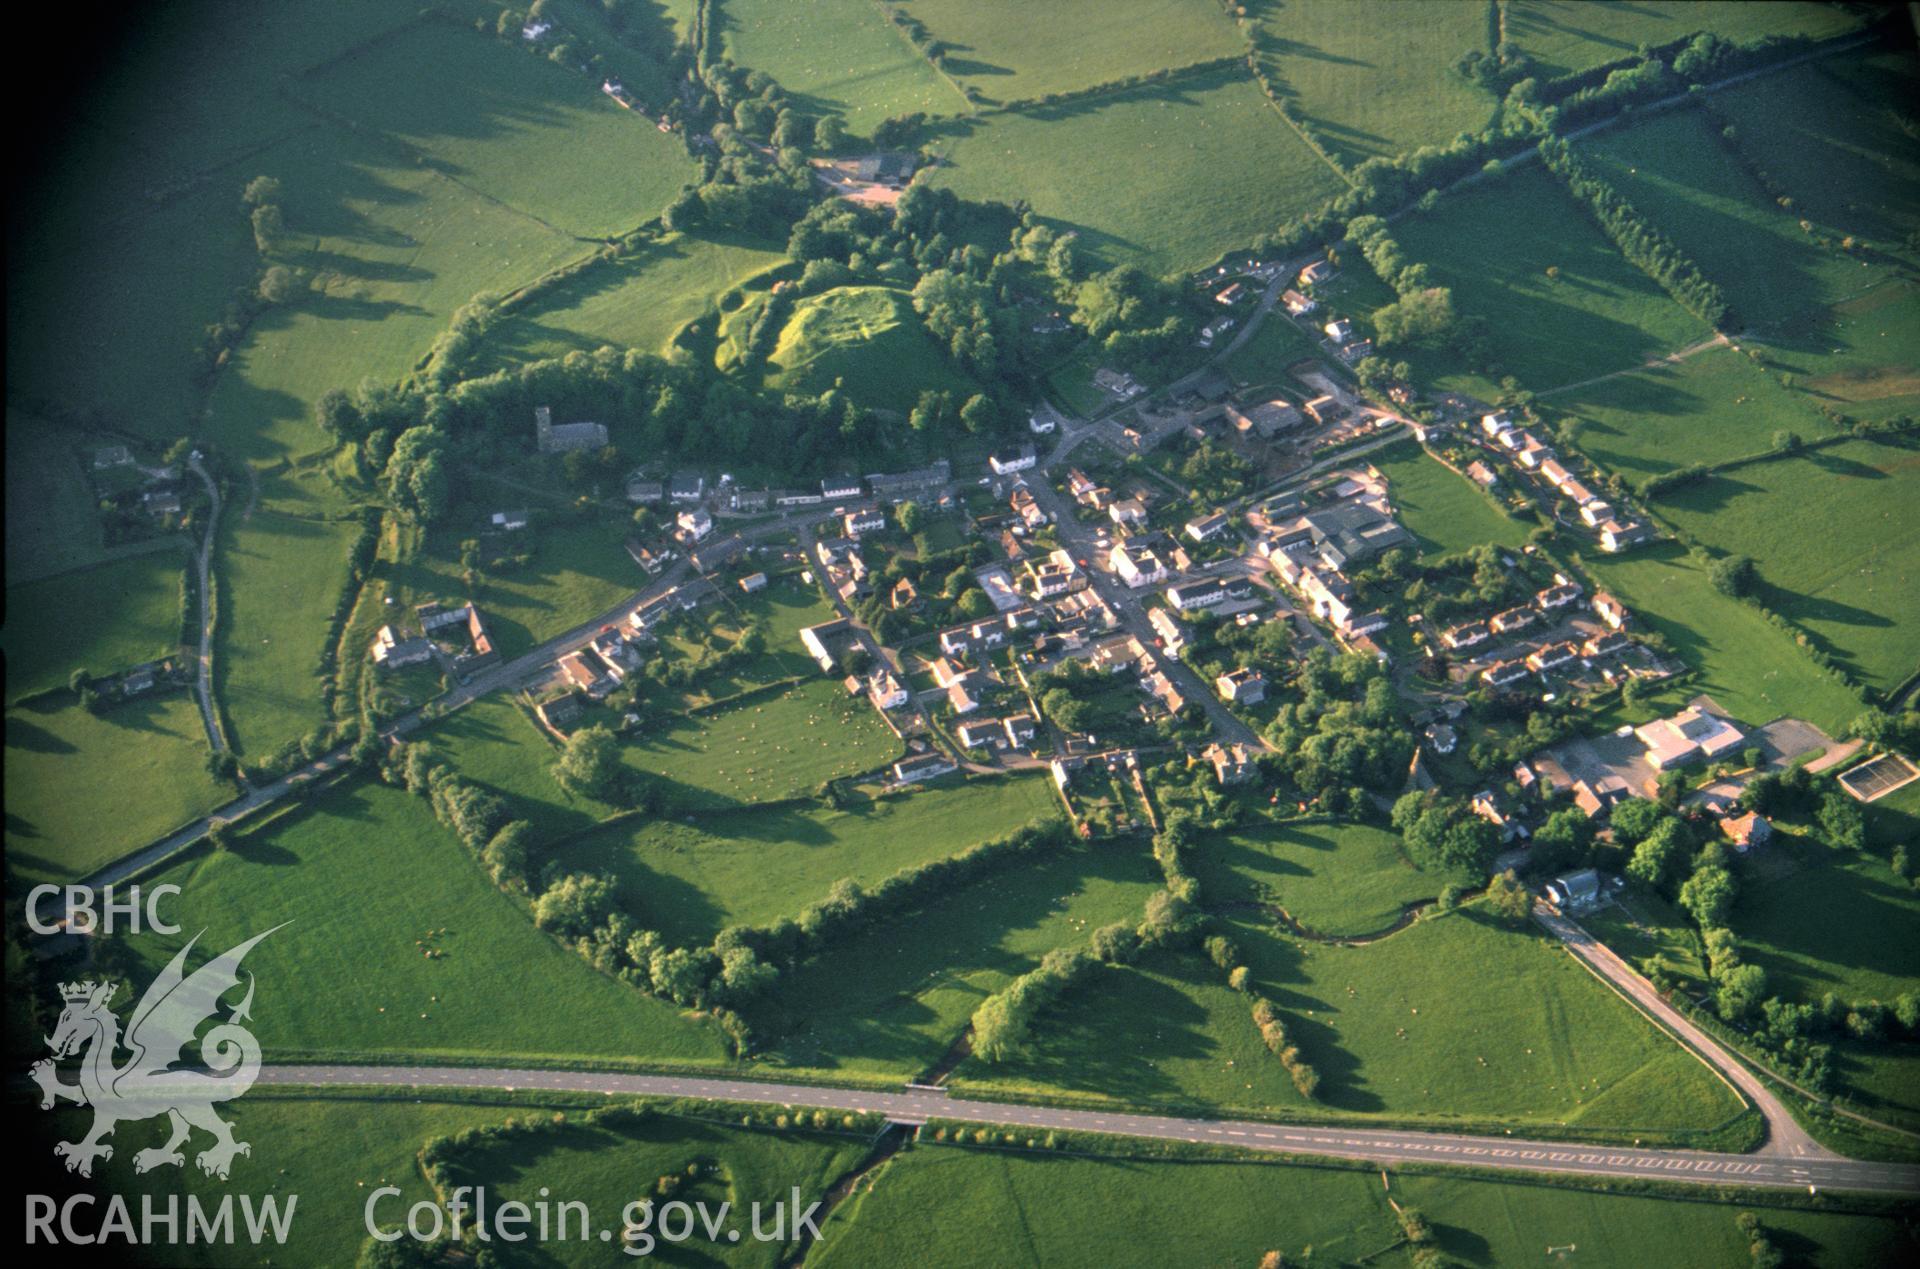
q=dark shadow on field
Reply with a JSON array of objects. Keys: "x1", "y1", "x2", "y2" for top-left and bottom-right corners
[
  {"x1": 547, "y1": 826, "x2": 727, "y2": 947},
  {"x1": 1227, "y1": 918, "x2": 1382, "y2": 1111},
  {"x1": 5, "y1": 710, "x2": 77, "y2": 755},
  {"x1": 1260, "y1": 36, "x2": 1370, "y2": 69},
  {"x1": 296, "y1": 248, "x2": 432, "y2": 286},
  {"x1": 1432, "y1": 1220, "x2": 1497, "y2": 1266}
]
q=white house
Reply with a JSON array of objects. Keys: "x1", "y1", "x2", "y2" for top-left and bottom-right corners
[
  {"x1": 989, "y1": 445, "x2": 1038, "y2": 476},
  {"x1": 677, "y1": 507, "x2": 713, "y2": 540}
]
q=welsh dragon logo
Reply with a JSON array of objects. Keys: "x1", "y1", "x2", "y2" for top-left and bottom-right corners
[{"x1": 31, "y1": 926, "x2": 281, "y2": 1180}]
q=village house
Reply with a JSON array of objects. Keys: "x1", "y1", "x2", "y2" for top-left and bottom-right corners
[
  {"x1": 1282, "y1": 288, "x2": 1317, "y2": 315},
  {"x1": 1599, "y1": 518, "x2": 1656, "y2": 552},
  {"x1": 843, "y1": 507, "x2": 887, "y2": 538},
  {"x1": 731, "y1": 488, "x2": 772, "y2": 513},
  {"x1": 1186, "y1": 511, "x2": 1230, "y2": 543},
  {"x1": 989, "y1": 445, "x2": 1039, "y2": 476},
  {"x1": 1110, "y1": 540, "x2": 1170, "y2": 589},
  {"x1": 1559, "y1": 478, "x2": 1598, "y2": 507},
  {"x1": 1489, "y1": 606, "x2": 1537, "y2": 635},
  {"x1": 774, "y1": 489, "x2": 824, "y2": 508},
  {"x1": 676, "y1": 507, "x2": 714, "y2": 541},
  {"x1": 893, "y1": 752, "x2": 957, "y2": 785},
  {"x1": 1441, "y1": 621, "x2": 1490, "y2": 651},
  {"x1": 865, "y1": 459, "x2": 950, "y2": 502},
  {"x1": 1466, "y1": 460, "x2": 1500, "y2": 489},
  {"x1": 867, "y1": 669, "x2": 909, "y2": 711},
  {"x1": 1340, "y1": 608, "x2": 1389, "y2": 637},
  {"x1": 957, "y1": 718, "x2": 1007, "y2": 751},
  {"x1": 1471, "y1": 790, "x2": 1525, "y2": 842},
  {"x1": 371, "y1": 624, "x2": 434, "y2": 670},
  {"x1": 1323, "y1": 318, "x2": 1354, "y2": 344},
  {"x1": 1583, "y1": 630, "x2": 1632, "y2": 658},
  {"x1": 1004, "y1": 714, "x2": 1039, "y2": 748},
  {"x1": 669, "y1": 472, "x2": 705, "y2": 502},
  {"x1": 820, "y1": 474, "x2": 864, "y2": 501},
  {"x1": 625, "y1": 475, "x2": 665, "y2": 504},
  {"x1": 1538, "y1": 458, "x2": 1574, "y2": 490},
  {"x1": 1298, "y1": 259, "x2": 1334, "y2": 287},
  {"x1": 1515, "y1": 437, "x2": 1553, "y2": 469},
  {"x1": 1535, "y1": 582, "x2": 1582, "y2": 611},
  {"x1": 1166, "y1": 578, "x2": 1229, "y2": 612},
  {"x1": 489, "y1": 509, "x2": 530, "y2": 532},
  {"x1": 1580, "y1": 500, "x2": 1615, "y2": 527},
  {"x1": 1525, "y1": 641, "x2": 1580, "y2": 673},
  {"x1": 1572, "y1": 776, "x2": 1631, "y2": 819},
  {"x1": 1028, "y1": 411, "x2": 1057, "y2": 435},
  {"x1": 1203, "y1": 742, "x2": 1256, "y2": 785},
  {"x1": 799, "y1": 618, "x2": 857, "y2": 673},
  {"x1": 1303, "y1": 395, "x2": 1345, "y2": 426},
  {"x1": 1482, "y1": 659, "x2": 1530, "y2": 687},
  {"x1": 1593, "y1": 592, "x2": 1630, "y2": 629},
  {"x1": 1107, "y1": 497, "x2": 1148, "y2": 529},
  {"x1": 1148, "y1": 606, "x2": 1187, "y2": 653},
  {"x1": 535, "y1": 692, "x2": 584, "y2": 732},
  {"x1": 946, "y1": 681, "x2": 982, "y2": 715},
  {"x1": 1423, "y1": 723, "x2": 1458, "y2": 755},
  {"x1": 1215, "y1": 281, "x2": 1244, "y2": 306},
  {"x1": 1143, "y1": 669, "x2": 1187, "y2": 715},
  {"x1": 738, "y1": 571, "x2": 769, "y2": 594},
  {"x1": 1544, "y1": 870, "x2": 1603, "y2": 913},
  {"x1": 1216, "y1": 667, "x2": 1267, "y2": 704},
  {"x1": 1721, "y1": 811, "x2": 1774, "y2": 852},
  {"x1": 689, "y1": 534, "x2": 748, "y2": 574},
  {"x1": 1480, "y1": 411, "x2": 1513, "y2": 438},
  {"x1": 890, "y1": 576, "x2": 918, "y2": 608},
  {"x1": 559, "y1": 650, "x2": 614, "y2": 699},
  {"x1": 1010, "y1": 486, "x2": 1047, "y2": 529},
  {"x1": 533, "y1": 406, "x2": 607, "y2": 454}
]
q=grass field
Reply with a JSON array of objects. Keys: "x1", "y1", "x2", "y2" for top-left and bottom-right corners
[
  {"x1": 381, "y1": 513, "x2": 642, "y2": 661},
  {"x1": 755, "y1": 836, "x2": 1162, "y2": 1078},
  {"x1": 428, "y1": 694, "x2": 620, "y2": 837},
  {"x1": 1393, "y1": 164, "x2": 1710, "y2": 394},
  {"x1": 1188, "y1": 818, "x2": 1444, "y2": 938},
  {"x1": 1504, "y1": 1, "x2": 1860, "y2": 82},
  {"x1": 1760, "y1": 276, "x2": 1920, "y2": 425},
  {"x1": 479, "y1": 231, "x2": 787, "y2": 365},
  {"x1": 721, "y1": 0, "x2": 967, "y2": 133},
  {"x1": 1579, "y1": 543, "x2": 1864, "y2": 732},
  {"x1": 440, "y1": 1108, "x2": 871, "y2": 1268},
  {"x1": 4, "y1": 415, "x2": 125, "y2": 584},
  {"x1": 4, "y1": 693, "x2": 226, "y2": 886},
  {"x1": 554, "y1": 776, "x2": 1059, "y2": 948},
  {"x1": 1653, "y1": 440, "x2": 1920, "y2": 692},
  {"x1": 128, "y1": 778, "x2": 730, "y2": 1065},
  {"x1": 3, "y1": 550, "x2": 188, "y2": 703},
  {"x1": 1370, "y1": 439, "x2": 1534, "y2": 556},
  {"x1": 898, "y1": 0, "x2": 1247, "y2": 104},
  {"x1": 1251, "y1": 0, "x2": 1496, "y2": 168},
  {"x1": 298, "y1": 21, "x2": 696, "y2": 238},
  {"x1": 922, "y1": 67, "x2": 1351, "y2": 276},
  {"x1": 766, "y1": 285, "x2": 979, "y2": 412},
  {"x1": 623, "y1": 677, "x2": 902, "y2": 807},
  {"x1": 1219, "y1": 311, "x2": 1317, "y2": 391},
  {"x1": 1714, "y1": 48, "x2": 1920, "y2": 255},
  {"x1": 1553, "y1": 345, "x2": 1836, "y2": 478},
  {"x1": 964, "y1": 907, "x2": 1747, "y2": 1136},
  {"x1": 1580, "y1": 108, "x2": 1884, "y2": 331},
  {"x1": 1733, "y1": 836, "x2": 1920, "y2": 1011},
  {"x1": 213, "y1": 476, "x2": 366, "y2": 759},
  {"x1": 26, "y1": 1095, "x2": 531, "y2": 1268},
  {"x1": 818, "y1": 1143, "x2": 1916, "y2": 1269}
]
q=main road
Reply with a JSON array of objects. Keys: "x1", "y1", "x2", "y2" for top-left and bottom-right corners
[{"x1": 256, "y1": 1063, "x2": 1920, "y2": 1195}]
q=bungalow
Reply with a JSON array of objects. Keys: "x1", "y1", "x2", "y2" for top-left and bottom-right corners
[
  {"x1": 1216, "y1": 667, "x2": 1267, "y2": 704},
  {"x1": 930, "y1": 657, "x2": 974, "y2": 689},
  {"x1": 1466, "y1": 460, "x2": 1500, "y2": 488},
  {"x1": 1579, "y1": 500, "x2": 1615, "y2": 527},
  {"x1": 625, "y1": 475, "x2": 665, "y2": 504},
  {"x1": 1480, "y1": 411, "x2": 1513, "y2": 437},
  {"x1": 1166, "y1": 578, "x2": 1229, "y2": 611},
  {"x1": 1721, "y1": 811, "x2": 1774, "y2": 852},
  {"x1": 1599, "y1": 519, "x2": 1655, "y2": 552},
  {"x1": 1539, "y1": 459, "x2": 1574, "y2": 489},
  {"x1": 1482, "y1": 659, "x2": 1530, "y2": 687},
  {"x1": 1560, "y1": 478, "x2": 1598, "y2": 507},
  {"x1": 1003, "y1": 714, "x2": 1039, "y2": 748},
  {"x1": 1441, "y1": 622, "x2": 1490, "y2": 651},
  {"x1": 821, "y1": 474, "x2": 864, "y2": 501},
  {"x1": 1028, "y1": 411, "x2": 1058, "y2": 435},
  {"x1": 891, "y1": 576, "x2": 919, "y2": 608},
  {"x1": 1572, "y1": 776, "x2": 1631, "y2": 819},
  {"x1": 1515, "y1": 438, "x2": 1553, "y2": 469},
  {"x1": 958, "y1": 718, "x2": 1007, "y2": 750},
  {"x1": 1323, "y1": 318, "x2": 1354, "y2": 345},
  {"x1": 1092, "y1": 635, "x2": 1149, "y2": 675},
  {"x1": 989, "y1": 445, "x2": 1038, "y2": 476},
  {"x1": 1297, "y1": 260, "x2": 1334, "y2": 287},
  {"x1": 1489, "y1": 606, "x2": 1537, "y2": 635},
  {"x1": 843, "y1": 507, "x2": 887, "y2": 538},
  {"x1": 668, "y1": 472, "x2": 705, "y2": 502},
  {"x1": 1108, "y1": 498, "x2": 1148, "y2": 529},
  {"x1": 93, "y1": 444, "x2": 134, "y2": 468},
  {"x1": 676, "y1": 507, "x2": 713, "y2": 540},
  {"x1": 535, "y1": 692, "x2": 584, "y2": 731},
  {"x1": 1535, "y1": 582, "x2": 1582, "y2": 611},
  {"x1": 946, "y1": 681, "x2": 982, "y2": 715},
  {"x1": 1423, "y1": 723, "x2": 1458, "y2": 755},
  {"x1": 490, "y1": 509, "x2": 530, "y2": 532},
  {"x1": 1282, "y1": 288, "x2": 1317, "y2": 315},
  {"x1": 1203, "y1": 741, "x2": 1256, "y2": 785},
  {"x1": 1525, "y1": 641, "x2": 1580, "y2": 672},
  {"x1": 1592, "y1": 592, "x2": 1630, "y2": 629},
  {"x1": 938, "y1": 620, "x2": 1009, "y2": 660},
  {"x1": 1583, "y1": 630, "x2": 1632, "y2": 658},
  {"x1": 1148, "y1": 607, "x2": 1187, "y2": 653},
  {"x1": 893, "y1": 752, "x2": 958, "y2": 785},
  {"x1": 1143, "y1": 670, "x2": 1187, "y2": 715},
  {"x1": 1185, "y1": 511, "x2": 1230, "y2": 543},
  {"x1": 1215, "y1": 282, "x2": 1244, "y2": 306},
  {"x1": 143, "y1": 489, "x2": 183, "y2": 515},
  {"x1": 738, "y1": 571, "x2": 769, "y2": 594}
]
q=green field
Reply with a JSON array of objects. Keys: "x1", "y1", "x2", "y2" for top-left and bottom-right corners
[
  {"x1": 298, "y1": 21, "x2": 697, "y2": 238},
  {"x1": 1504, "y1": 1, "x2": 1860, "y2": 82},
  {"x1": 439, "y1": 1108, "x2": 871, "y2": 1269},
  {"x1": 427, "y1": 694, "x2": 620, "y2": 838},
  {"x1": 1580, "y1": 543, "x2": 1864, "y2": 732},
  {"x1": 818, "y1": 1143, "x2": 1916, "y2": 1269},
  {"x1": 212, "y1": 477, "x2": 365, "y2": 759},
  {"x1": 1219, "y1": 311, "x2": 1316, "y2": 391},
  {"x1": 128, "y1": 778, "x2": 730, "y2": 1065},
  {"x1": 480, "y1": 231, "x2": 787, "y2": 365},
  {"x1": 1371, "y1": 439, "x2": 1534, "y2": 556},
  {"x1": 3, "y1": 550, "x2": 188, "y2": 703},
  {"x1": 722, "y1": 0, "x2": 966, "y2": 132},
  {"x1": 1580, "y1": 108, "x2": 1884, "y2": 330},
  {"x1": 1553, "y1": 345, "x2": 1836, "y2": 478},
  {"x1": 1252, "y1": 0, "x2": 1496, "y2": 168},
  {"x1": 898, "y1": 0, "x2": 1247, "y2": 104},
  {"x1": 766, "y1": 285, "x2": 979, "y2": 412},
  {"x1": 553, "y1": 776, "x2": 1060, "y2": 947},
  {"x1": 1760, "y1": 277, "x2": 1920, "y2": 425},
  {"x1": 4, "y1": 416, "x2": 137, "y2": 584},
  {"x1": 965, "y1": 908, "x2": 1748, "y2": 1137},
  {"x1": 755, "y1": 836, "x2": 1161, "y2": 1077},
  {"x1": 4, "y1": 693, "x2": 226, "y2": 886},
  {"x1": 922, "y1": 67, "x2": 1352, "y2": 275},
  {"x1": 1654, "y1": 440, "x2": 1920, "y2": 692},
  {"x1": 623, "y1": 677, "x2": 903, "y2": 806},
  {"x1": 1394, "y1": 164, "x2": 1710, "y2": 394},
  {"x1": 1189, "y1": 817, "x2": 1443, "y2": 938},
  {"x1": 1714, "y1": 47, "x2": 1920, "y2": 254},
  {"x1": 1735, "y1": 841, "x2": 1920, "y2": 1010}
]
